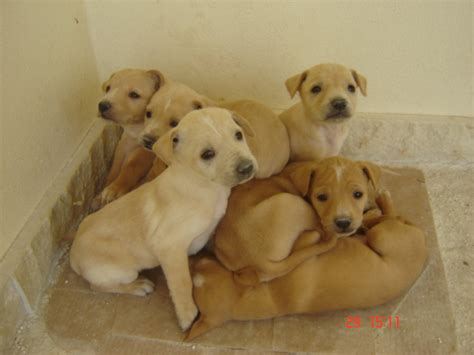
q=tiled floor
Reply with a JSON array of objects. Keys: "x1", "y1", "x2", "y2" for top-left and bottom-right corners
[{"x1": 10, "y1": 165, "x2": 473, "y2": 354}]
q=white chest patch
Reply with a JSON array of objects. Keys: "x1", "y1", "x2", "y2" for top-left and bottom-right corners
[{"x1": 188, "y1": 189, "x2": 230, "y2": 255}]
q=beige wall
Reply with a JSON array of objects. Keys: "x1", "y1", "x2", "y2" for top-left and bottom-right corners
[
  {"x1": 0, "y1": 0, "x2": 472, "y2": 260},
  {"x1": 1, "y1": 1, "x2": 99, "y2": 259},
  {"x1": 85, "y1": 0, "x2": 473, "y2": 117}
]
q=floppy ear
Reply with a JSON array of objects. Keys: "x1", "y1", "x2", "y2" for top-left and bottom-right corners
[
  {"x1": 351, "y1": 69, "x2": 367, "y2": 96},
  {"x1": 232, "y1": 112, "x2": 255, "y2": 137},
  {"x1": 153, "y1": 128, "x2": 178, "y2": 165},
  {"x1": 101, "y1": 72, "x2": 115, "y2": 92},
  {"x1": 285, "y1": 70, "x2": 308, "y2": 98},
  {"x1": 147, "y1": 69, "x2": 165, "y2": 91},
  {"x1": 289, "y1": 164, "x2": 317, "y2": 197},
  {"x1": 358, "y1": 161, "x2": 381, "y2": 191},
  {"x1": 184, "y1": 315, "x2": 212, "y2": 341},
  {"x1": 192, "y1": 96, "x2": 216, "y2": 110}
]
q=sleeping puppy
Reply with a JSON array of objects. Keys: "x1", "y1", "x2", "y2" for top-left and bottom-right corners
[
  {"x1": 186, "y1": 190, "x2": 428, "y2": 340},
  {"x1": 70, "y1": 107, "x2": 257, "y2": 331},
  {"x1": 93, "y1": 68, "x2": 164, "y2": 209},
  {"x1": 140, "y1": 82, "x2": 290, "y2": 180},
  {"x1": 280, "y1": 63, "x2": 367, "y2": 162},
  {"x1": 213, "y1": 156, "x2": 380, "y2": 286}
]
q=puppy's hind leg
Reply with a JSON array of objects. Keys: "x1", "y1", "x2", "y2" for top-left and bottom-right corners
[{"x1": 86, "y1": 267, "x2": 155, "y2": 296}]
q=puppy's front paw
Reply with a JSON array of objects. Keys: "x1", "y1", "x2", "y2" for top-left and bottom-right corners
[
  {"x1": 177, "y1": 302, "x2": 199, "y2": 331},
  {"x1": 100, "y1": 183, "x2": 129, "y2": 206}
]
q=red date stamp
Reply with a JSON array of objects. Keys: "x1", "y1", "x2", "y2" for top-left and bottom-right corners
[{"x1": 345, "y1": 315, "x2": 400, "y2": 329}]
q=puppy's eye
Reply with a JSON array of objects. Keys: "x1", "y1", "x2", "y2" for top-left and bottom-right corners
[
  {"x1": 317, "y1": 194, "x2": 328, "y2": 202},
  {"x1": 172, "y1": 136, "x2": 179, "y2": 144},
  {"x1": 169, "y1": 119, "x2": 178, "y2": 127},
  {"x1": 311, "y1": 85, "x2": 322, "y2": 94},
  {"x1": 235, "y1": 131, "x2": 243, "y2": 140},
  {"x1": 129, "y1": 91, "x2": 140, "y2": 99},
  {"x1": 201, "y1": 149, "x2": 215, "y2": 160},
  {"x1": 146, "y1": 111, "x2": 152, "y2": 118},
  {"x1": 105, "y1": 85, "x2": 111, "y2": 92},
  {"x1": 353, "y1": 191, "x2": 363, "y2": 199},
  {"x1": 348, "y1": 84, "x2": 356, "y2": 93}
]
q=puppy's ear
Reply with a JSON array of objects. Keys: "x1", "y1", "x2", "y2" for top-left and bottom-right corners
[
  {"x1": 290, "y1": 164, "x2": 317, "y2": 197},
  {"x1": 101, "y1": 72, "x2": 115, "y2": 92},
  {"x1": 232, "y1": 112, "x2": 255, "y2": 137},
  {"x1": 285, "y1": 71, "x2": 308, "y2": 98},
  {"x1": 192, "y1": 96, "x2": 215, "y2": 110},
  {"x1": 147, "y1": 69, "x2": 165, "y2": 91},
  {"x1": 358, "y1": 161, "x2": 381, "y2": 191},
  {"x1": 153, "y1": 128, "x2": 179, "y2": 165},
  {"x1": 351, "y1": 69, "x2": 367, "y2": 96}
]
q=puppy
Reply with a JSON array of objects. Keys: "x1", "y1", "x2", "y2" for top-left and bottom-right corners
[
  {"x1": 140, "y1": 82, "x2": 290, "y2": 180},
  {"x1": 70, "y1": 108, "x2": 257, "y2": 331},
  {"x1": 280, "y1": 63, "x2": 367, "y2": 162},
  {"x1": 213, "y1": 156, "x2": 380, "y2": 285},
  {"x1": 93, "y1": 69, "x2": 164, "y2": 209},
  {"x1": 186, "y1": 191, "x2": 428, "y2": 339}
]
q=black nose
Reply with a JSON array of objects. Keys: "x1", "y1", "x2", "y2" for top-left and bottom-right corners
[
  {"x1": 236, "y1": 160, "x2": 254, "y2": 176},
  {"x1": 331, "y1": 98, "x2": 347, "y2": 111},
  {"x1": 334, "y1": 218, "x2": 351, "y2": 230},
  {"x1": 142, "y1": 135, "x2": 157, "y2": 150},
  {"x1": 98, "y1": 101, "x2": 111, "y2": 113}
]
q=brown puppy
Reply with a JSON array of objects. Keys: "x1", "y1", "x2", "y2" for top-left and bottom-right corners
[
  {"x1": 280, "y1": 63, "x2": 367, "y2": 162},
  {"x1": 213, "y1": 156, "x2": 380, "y2": 285},
  {"x1": 93, "y1": 69, "x2": 164, "y2": 209},
  {"x1": 186, "y1": 191, "x2": 428, "y2": 339},
  {"x1": 140, "y1": 82, "x2": 290, "y2": 180}
]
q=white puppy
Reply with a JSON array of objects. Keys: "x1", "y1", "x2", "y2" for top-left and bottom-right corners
[{"x1": 70, "y1": 107, "x2": 257, "y2": 330}]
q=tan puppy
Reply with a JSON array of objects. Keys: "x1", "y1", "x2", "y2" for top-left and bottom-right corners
[
  {"x1": 93, "y1": 69, "x2": 164, "y2": 209},
  {"x1": 186, "y1": 191, "x2": 428, "y2": 339},
  {"x1": 70, "y1": 108, "x2": 257, "y2": 331},
  {"x1": 213, "y1": 156, "x2": 380, "y2": 285},
  {"x1": 141, "y1": 82, "x2": 290, "y2": 179},
  {"x1": 280, "y1": 63, "x2": 367, "y2": 162}
]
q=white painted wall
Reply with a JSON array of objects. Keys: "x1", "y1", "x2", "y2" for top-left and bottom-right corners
[
  {"x1": 85, "y1": 0, "x2": 473, "y2": 117},
  {"x1": 0, "y1": 0, "x2": 472, "y2": 260},
  {"x1": 1, "y1": 1, "x2": 100, "y2": 259}
]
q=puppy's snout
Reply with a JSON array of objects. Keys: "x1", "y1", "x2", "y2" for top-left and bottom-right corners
[
  {"x1": 98, "y1": 101, "x2": 112, "y2": 113},
  {"x1": 142, "y1": 135, "x2": 157, "y2": 150},
  {"x1": 331, "y1": 98, "x2": 347, "y2": 111},
  {"x1": 236, "y1": 159, "x2": 254, "y2": 177},
  {"x1": 334, "y1": 217, "x2": 352, "y2": 231}
]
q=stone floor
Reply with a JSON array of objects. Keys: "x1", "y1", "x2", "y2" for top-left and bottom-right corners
[{"x1": 10, "y1": 163, "x2": 474, "y2": 354}]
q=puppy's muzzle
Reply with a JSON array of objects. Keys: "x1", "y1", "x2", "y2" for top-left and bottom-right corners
[
  {"x1": 98, "y1": 101, "x2": 113, "y2": 120},
  {"x1": 334, "y1": 217, "x2": 353, "y2": 233},
  {"x1": 235, "y1": 159, "x2": 254, "y2": 179},
  {"x1": 326, "y1": 98, "x2": 351, "y2": 120},
  {"x1": 142, "y1": 135, "x2": 157, "y2": 151}
]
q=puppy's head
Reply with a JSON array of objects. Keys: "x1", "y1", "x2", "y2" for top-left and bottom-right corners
[
  {"x1": 285, "y1": 63, "x2": 367, "y2": 123},
  {"x1": 291, "y1": 157, "x2": 380, "y2": 237},
  {"x1": 98, "y1": 69, "x2": 164, "y2": 126},
  {"x1": 152, "y1": 107, "x2": 258, "y2": 187},
  {"x1": 140, "y1": 83, "x2": 215, "y2": 150}
]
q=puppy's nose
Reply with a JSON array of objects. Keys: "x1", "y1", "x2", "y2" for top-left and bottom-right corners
[
  {"x1": 98, "y1": 101, "x2": 112, "y2": 113},
  {"x1": 334, "y1": 218, "x2": 352, "y2": 230},
  {"x1": 331, "y1": 98, "x2": 347, "y2": 111},
  {"x1": 236, "y1": 160, "x2": 254, "y2": 177},
  {"x1": 142, "y1": 135, "x2": 157, "y2": 150}
]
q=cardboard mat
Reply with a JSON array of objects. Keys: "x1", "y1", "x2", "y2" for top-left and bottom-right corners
[{"x1": 45, "y1": 167, "x2": 456, "y2": 354}]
